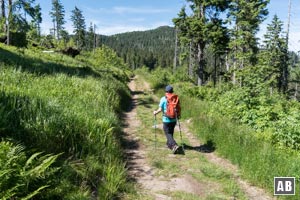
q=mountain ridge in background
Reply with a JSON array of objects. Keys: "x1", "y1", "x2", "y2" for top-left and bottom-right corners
[{"x1": 100, "y1": 26, "x2": 175, "y2": 69}]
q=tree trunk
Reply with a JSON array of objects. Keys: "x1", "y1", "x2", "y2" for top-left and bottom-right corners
[
  {"x1": 270, "y1": 87, "x2": 273, "y2": 96},
  {"x1": 232, "y1": 24, "x2": 239, "y2": 85},
  {"x1": 213, "y1": 53, "x2": 217, "y2": 87},
  {"x1": 294, "y1": 83, "x2": 298, "y2": 100},
  {"x1": 188, "y1": 41, "x2": 193, "y2": 78},
  {"x1": 197, "y1": 43, "x2": 205, "y2": 86},
  {"x1": 7, "y1": 0, "x2": 12, "y2": 45},
  {"x1": 1, "y1": 0, "x2": 5, "y2": 33},
  {"x1": 37, "y1": 23, "x2": 41, "y2": 37},
  {"x1": 225, "y1": 52, "x2": 229, "y2": 71},
  {"x1": 173, "y1": 27, "x2": 178, "y2": 73},
  {"x1": 232, "y1": 57, "x2": 236, "y2": 84},
  {"x1": 1, "y1": 0, "x2": 4, "y2": 18},
  {"x1": 52, "y1": 21, "x2": 56, "y2": 39},
  {"x1": 283, "y1": 62, "x2": 289, "y2": 93},
  {"x1": 56, "y1": 20, "x2": 59, "y2": 40},
  {"x1": 93, "y1": 24, "x2": 96, "y2": 50},
  {"x1": 197, "y1": 4, "x2": 205, "y2": 86}
]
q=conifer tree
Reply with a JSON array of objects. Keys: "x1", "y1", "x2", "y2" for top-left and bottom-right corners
[
  {"x1": 26, "y1": 4, "x2": 42, "y2": 44},
  {"x1": 7, "y1": 0, "x2": 12, "y2": 44},
  {"x1": 27, "y1": 4, "x2": 42, "y2": 37},
  {"x1": 70, "y1": 6, "x2": 86, "y2": 49},
  {"x1": 86, "y1": 22, "x2": 95, "y2": 50},
  {"x1": 262, "y1": 15, "x2": 288, "y2": 93},
  {"x1": 0, "y1": 0, "x2": 6, "y2": 33},
  {"x1": 290, "y1": 62, "x2": 300, "y2": 99},
  {"x1": 228, "y1": 0, "x2": 269, "y2": 84},
  {"x1": 33, "y1": 4, "x2": 42, "y2": 35},
  {"x1": 0, "y1": 0, "x2": 40, "y2": 45},
  {"x1": 173, "y1": 0, "x2": 230, "y2": 85},
  {"x1": 50, "y1": 0, "x2": 65, "y2": 40}
]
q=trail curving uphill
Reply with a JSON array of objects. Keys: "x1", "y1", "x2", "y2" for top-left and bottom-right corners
[{"x1": 122, "y1": 75, "x2": 275, "y2": 200}]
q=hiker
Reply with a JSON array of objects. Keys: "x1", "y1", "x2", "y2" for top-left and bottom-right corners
[{"x1": 153, "y1": 85, "x2": 181, "y2": 153}]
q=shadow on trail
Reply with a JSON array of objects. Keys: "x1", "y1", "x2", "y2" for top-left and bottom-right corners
[
  {"x1": 120, "y1": 87, "x2": 155, "y2": 183},
  {"x1": 133, "y1": 90, "x2": 154, "y2": 108},
  {"x1": 123, "y1": 90, "x2": 144, "y2": 113},
  {"x1": 182, "y1": 140, "x2": 215, "y2": 153},
  {"x1": 130, "y1": 90, "x2": 144, "y2": 96}
]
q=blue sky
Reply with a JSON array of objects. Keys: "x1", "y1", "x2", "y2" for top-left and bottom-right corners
[{"x1": 36, "y1": 0, "x2": 299, "y2": 52}]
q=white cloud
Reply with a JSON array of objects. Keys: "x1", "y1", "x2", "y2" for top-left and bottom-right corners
[
  {"x1": 84, "y1": 6, "x2": 171, "y2": 15},
  {"x1": 97, "y1": 25, "x2": 150, "y2": 35},
  {"x1": 111, "y1": 6, "x2": 171, "y2": 14},
  {"x1": 84, "y1": 7, "x2": 106, "y2": 15}
]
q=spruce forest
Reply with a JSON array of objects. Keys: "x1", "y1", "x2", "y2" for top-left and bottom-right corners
[{"x1": 1, "y1": 0, "x2": 300, "y2": 199}]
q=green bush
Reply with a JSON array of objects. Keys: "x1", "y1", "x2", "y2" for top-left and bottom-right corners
[{"x1": 77, "y1": 46, "x2": 133, "y2": 83}]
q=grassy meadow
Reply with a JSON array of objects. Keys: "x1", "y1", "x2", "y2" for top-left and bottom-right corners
[{"x1": 0, "y1": 44, "x2": 132, "y2": 199}]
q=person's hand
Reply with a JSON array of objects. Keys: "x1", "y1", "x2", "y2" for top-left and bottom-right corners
[{"x1": 153, "y1": 108, "x2": 161, "y2": 115}]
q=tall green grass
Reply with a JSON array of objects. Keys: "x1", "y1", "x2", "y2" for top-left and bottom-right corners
[
  {"x1": 181, "y1": 96, "x2": 300, "y2": 199},
  {"x1": 0, "y1": 44, "x2": 132, "y2": 199}
]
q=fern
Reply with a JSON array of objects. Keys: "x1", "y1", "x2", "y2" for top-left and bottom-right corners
[
  {"x1": 23, "y1": 152, "x2": 44, "y2": 169},
  {"x1": 24, "y1": 153, "x2": 62, "y2": 179},
  {"x1": 0, "y1": 169, "x2": 13, "y2": 178},
  {"x1": 0, "y1": 141, "x2": 61, "y2": 199},
  {"x1": 1, "y1": 184, "x2": 24, "y2": 200},
  {"x1": 21, "y1": 185, "x2": 49, "y2": 200}
]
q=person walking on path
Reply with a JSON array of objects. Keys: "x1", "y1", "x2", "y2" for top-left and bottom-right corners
[{"x1": 153, "y1": 85, "x2": 182, "y2": 154}]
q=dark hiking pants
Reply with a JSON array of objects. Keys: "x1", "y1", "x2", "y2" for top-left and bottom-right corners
[{"x1": 163, "y1": 122, "x2": 177, "y2": 149}]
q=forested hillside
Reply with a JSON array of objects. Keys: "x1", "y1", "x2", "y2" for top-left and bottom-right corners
[{"x1": 100, "y1": 26, "x2": 175, "y2": 70}]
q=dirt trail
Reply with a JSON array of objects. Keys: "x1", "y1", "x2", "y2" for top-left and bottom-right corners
[
  {"x1": 123, "y1": 76, "x2": 275, "y2": 200},
  {"x1": 123, "y1": 76, "x2": 190, "y2": 199}
]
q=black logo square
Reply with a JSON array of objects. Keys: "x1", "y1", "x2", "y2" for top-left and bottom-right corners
[{"x1": 274, "y1": 177, "x2": 295, "y2": 195}]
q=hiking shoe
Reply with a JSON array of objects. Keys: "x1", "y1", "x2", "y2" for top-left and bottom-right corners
[
  {"x1": 172, "y1": 145, "x2": 185, "y2": 155},
  {"x1": 172, "y1": 145, "x2": 180, "y2": 154}
]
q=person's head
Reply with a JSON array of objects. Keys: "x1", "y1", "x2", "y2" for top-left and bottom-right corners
[{"x1": 165, "y1": 85, "x2": 173, "y2": 93}]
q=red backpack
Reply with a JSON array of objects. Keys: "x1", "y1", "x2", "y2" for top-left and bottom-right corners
[{"x1": 165, "y1": 93, "x2": 181, "y2": 119}]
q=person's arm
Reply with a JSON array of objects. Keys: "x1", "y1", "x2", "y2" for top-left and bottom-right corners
[{"x1": 153, "y1": 107, "x2": 162, "y2": 115}]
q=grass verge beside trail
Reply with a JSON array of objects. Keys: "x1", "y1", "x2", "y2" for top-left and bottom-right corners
[
  {"x1": 0, "y1": 44, "x2": 132, "y2": 199},
  {"x1": 181, "y1": 96, "x2": 300, "y2": 199}
]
